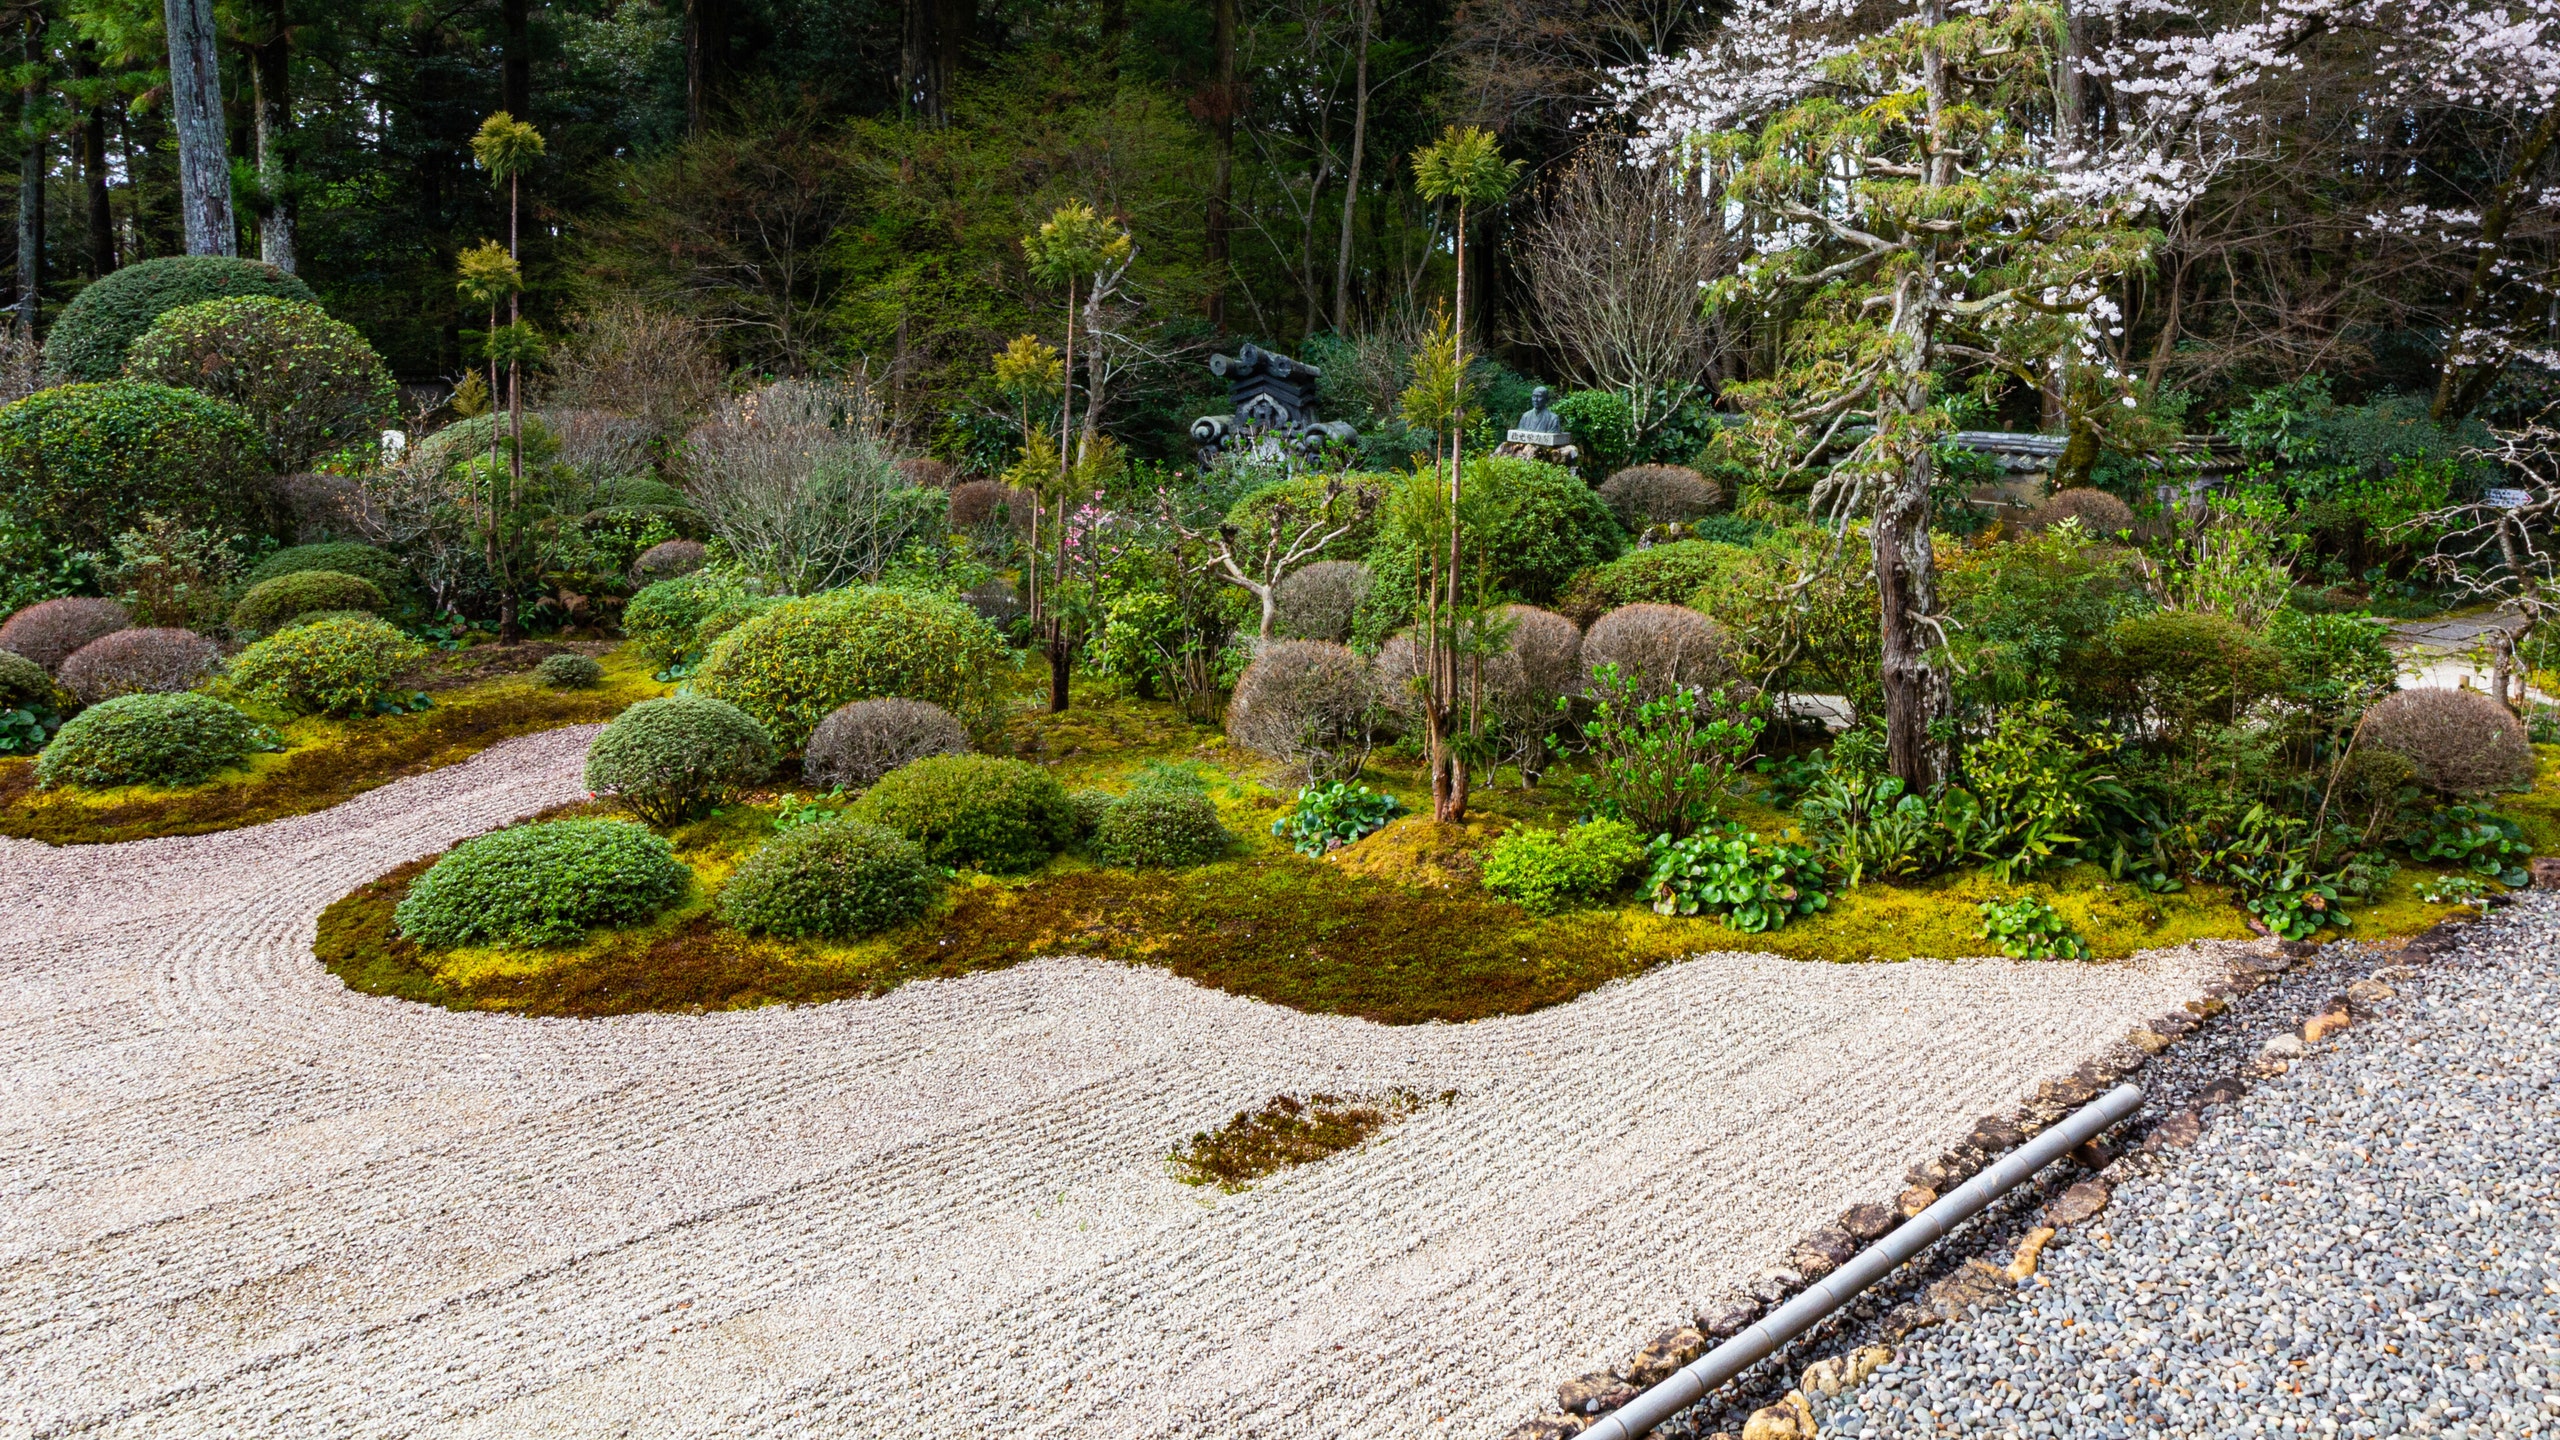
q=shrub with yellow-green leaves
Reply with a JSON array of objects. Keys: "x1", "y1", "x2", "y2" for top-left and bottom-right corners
[
  {"x1": 694, "y1": 586, "x2": 1007, "y2": 749},
  {"x1": 225, "y1": 613, "x2": 425, "y2": 716}
]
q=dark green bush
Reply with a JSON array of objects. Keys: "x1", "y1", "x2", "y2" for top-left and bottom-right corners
[
  {"x1": 34, "y1": 691, "x2": 263, "y2": 788},
  {"x1": 0, "y1": 647, "x2": 52, "y2": 708},
  {"x1": 1222, "y1": 474, "x2": 1391, "y2": 564},
  {"x1": 718, "y1": 817, "x2": 942, "y2": 938},
  {"x1": 410, "y1": 411, "x2": 562, "y2": 478},
  {"x1": 847, "y1": 752, "x2": 1075, "y2": 874},
  {"x1": 1575, "y1": 540, "x2": 1747, "y2": 610},
  {"x1": 393, "y1": 819, "x2": 687, "y2": 948},
  {"x1": 535, "y1": 653, "x2": 604, "y2": 689},
  {"x1": 1067, "y1": 787, "x2": 1114, "y2": 839},
  {"x1": 621, "y1": 571, "x2": 748, "y2": 668},
  {"x1": 2087, "y1": 611, "x2": 2281, "y2": 740},
  {"x1": 1553, "y1": 390, "x2": 1635, "y2": 474},
  {"x1": 2268, "y1": 609, "x2": 2398, "y2": 721},
  {"x1": 42, "y1": 255, "x2": 317, "y2": 382},
  {"x1": 231, "y1": 570, "x2": 387, "y2": 638},
  {"x1": 696, "y1": 586, "x2": 1009, "y2": 749},
  {"x1": 225, "y1": 613, "x2": 426, "y2": 715},
  {"x1": 1481, "y1": 818, "x2": 1646, "y2": 914},
  {"x1": 241, "y1": 541, "x2": 411, "y2": 600},
  {"x1": 1472, "y1": 456, "x2": 1627, "y2": 603},
  {"x1": 1093, "y1": 788, "x2": 1230, "y2": 868},
  {"x1": 582, "y1": 694, "x2": 776, "y2": 827},
  {"x1": 125, "y1": 297, "x2": 397, "y2": 470},
  {"x1": 0, "y1": 382, "x2": 274, "y2": 553}
]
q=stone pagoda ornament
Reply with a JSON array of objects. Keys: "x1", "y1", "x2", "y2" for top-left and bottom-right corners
[
  {"x1": 1189, "y1": 342, "x2": 1358, "y2": 466},
  {"x1": 1494, "y1": 385, "x2": 1580, "y2": 466}
]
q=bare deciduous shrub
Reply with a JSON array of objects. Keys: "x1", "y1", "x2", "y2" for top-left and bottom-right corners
[
  {"x1": 947, "y1": 479, "x2": 1033, "y2": 534},
  {"x1": 897, "y1": 456, "x2": 956, "y2": 490},
  {"x1": 57, "y1": 628, "x2": 221, "y2": 704},
  {"x1": 804, "y1": 698, "x2": 972, "y2": 791},
  {"x1": 545, "y1": 407, "x2": 657, "y2": 485},
  {"x1": 0, "y1": 596, "x2": 131, "y2": 673},
  {"x1": 1226, "y1": 639, "x2": 1375, "y2": 782},
  {"x1": 2359, "y1": 686, "x2": 2534, "y2": 795},
  {"x1": 1598, "y1": 465, "x2": 1722, "y2": 531},
  {"x1": 633, "y1": 539, "x2": 707, "y2": 584},
  {"x1": 2028, "y1": 487, "x2": 2136, "y2": 535},
  {"x1": 539, "y1": 301, "x2": 726, "y2": 439},
  {"x1": 1274, "y1": 560, "x2": 1373, "y2": 642},
  {"x1": 679, "y1": 378, "x2": 938, "y2": 594},
  {"x1": 1582, "y1": 602, "x2": 1733, "y2": 700}
]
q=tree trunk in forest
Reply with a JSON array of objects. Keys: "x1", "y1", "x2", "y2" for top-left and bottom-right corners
[
  {"x1": 684, "y1": 0, "x2": 726, "y2": 137},
  {"x1": 19, "y1": 13, "x2": 45, "y2": 340},
  {"x1": 1331, "y1": 0, "x2": 1371, "y2": 331},
  {"x1": 250, "y1": 1, "x2": 294, "y2": 273},
  {"x1": 74, "y1": 46, "x2": 110, "y2": 277},
  {"x1": 900, "y1": 0, "x2": 972, "y2": 126},
  {"x1": 1428, "y1": 201, "x2": 1473, "y2": 824},
  {"x1": 1205, "y1": 0, "x2": 1236, "y2": 331},
  {"x1": 503, "y1": 0, "x2": 530, "y2": 119},
  {"x1": 161, "y1": 0, "x2": 234, "y2": 255}
]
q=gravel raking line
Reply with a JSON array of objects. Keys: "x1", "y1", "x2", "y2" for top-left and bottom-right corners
[{"x1": 3, "y1": 727, "x2": 2223, "y2": 1439}]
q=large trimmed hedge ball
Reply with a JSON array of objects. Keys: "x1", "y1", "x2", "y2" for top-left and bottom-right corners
[
  {"x1": 582, "y1": 694, "x2": 776, "y2": 827},
  {"x1": 718, "y1": 817, "x2": 943, "y2": 939},
  {"x1": 125, "y1": 296, "x2": 396, "y2": 471},
  {"x1": 846, "y1": 753, "x2": 1076, "y2": 875},
  {"x1": 239, "y1": 541, "x2": 410, "y2": 601},
  {"x1": 226, "y1": 613, "x2": 425, "y2": 716},
  {"x1": 42, "y1": 255, "x2": 317, "y2": 383},
  {"x1": 393, "y1": 819, "x2": 687, "y2": 949},
  {"x1": 694, "y1": 586, "x2": 1008, "y2": 749},
  {"x1": 57, "y1": 627, "x2": 221, "y2": 705},
  {"x1": 0, "y1": 596, "x2": 130, "y2": 673},
  {"x1": 34, "y1": 691, "x2": 262, "y2": 789},
  {"x1": 2361, "y1": 686, "x2": 2535, "y2": 796},
  {"x1": 1582, "y1": 603, "x2": 1734, "y2": 700},
  {"x1": 0, "y1": 382, "x2": 274, "y2": 553},
  {"x1": 230, "y1": 569, "x2": 388, "y2": 639},
  {"x1": 1092, "y1": 788, "x2": 1230, "y2": 868}
]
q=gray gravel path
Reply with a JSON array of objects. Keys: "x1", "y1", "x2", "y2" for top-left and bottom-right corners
[
  {"x1": 0, "y1": 726, "x2": 2225, "y2": 1439},
  {"x1": 1808, "y1": 898, "x2": 2560, "y2": 1439}
]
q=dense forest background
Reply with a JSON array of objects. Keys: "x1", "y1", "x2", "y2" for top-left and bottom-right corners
[{"x1": 4, "y1": 0, "x2": 2552, "y2": 468}]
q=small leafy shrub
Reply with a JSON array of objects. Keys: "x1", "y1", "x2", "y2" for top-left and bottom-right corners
[
  {"x1": 718, "y1": 816, "x2": 943, "y2": 938},
  {"x1": 1069, "y1": 787, "x2": 1115, "y2": 839},
  {"x1": 1272, "y1": 780, "x2": 1403, "y2": 855},
  {"x1": 1094, "y1": 788, "x2": 1231, "y2": 868},
  {"x1": 1553, "y1": 389, "x2": 1634, "y2": 473},
  {"x1": 1466, "y1": 455, "x2": 1627, "y2": 603},
  {"x1": 1975, "y1": 895, "x2": 2092, "y2": 961},
  {"x1": 1643, "y1": 824, "x2": 1831, "y2": 931},
  {"x1": 2186, "y1": 805, "x2": 2380, "y2": 940},
  {"x1": 2087, "y1": 611, "x2": 2281, "y2": 741},
  {"x1": 58, "y1": 627, "x2": 221, "y2": 705},
  {"x1": 1796, "y1": 747, "x2": 1975, "y2": 886},
  {"x1": 696, "y1": 586, "x2": 1008, "y2": 749},
  {"x1": 2403, "y1": 802, "x2": 2531, "y2": 885},
  {"x1": 803, "y1": 697, "x2": 970, "y2": 791},
  {"x1": 582, "y1": 694, "x2": 776, "y2": 827},
  {"x1": 1962, "y1": 698, "x2": 2111, "y2": 881},
  {"x1": 631, "y1": 538, "x2": 706, "y2": 584},
  {"x1": 42, "y1": 254, "x2": 317, "y2": 382},
  {"x1": 2026, "y1": 487, "x2": 2136, "y2": 535},
  {"x1": 34, "y1": 691, "x2": 264, "y2": 788},
  {"x1": 0, "y1": 647, "x2": 61, "y2": 755},
  {"x1": 1567, "y1": 663, "x2": 1761, "y2": 839},
  {"x1": 393, "y1": 819, "x2": 686, "y2": 949},
  {"x1": 534, "y1": 653, "x2": 604, "y2": 689},
  {"x1": 1598, "y1": 466, "x2": 1721, "y2": 531},
  {"x1": 2360, "y1": 687, "x2": 2534, "y2": 796},
  {"x1": 0, "y1": 595, "x2": 129, "y2": 672},
  {"x1": 620, "y1": 571, "x2": 746, "y2": 669},
  {"x1": 1274, "y1": 560, "x2": 1373, "y2": 642},
  {"x1": 104, "y1": 513, "x2": 244, "y2": 629},
  {"x1": 124, "y1": 296, "x2": 396, "y2": 470},
  {"x1": 2267, "y1": 609, "x2": 2397, "y2": 722},
  {"x1": 226, "y1": 614, "x2": 425, "y2": 716},
  {"x1": 0, "y1": 382, "x2": 274, "y2": 552},
  {"x1": 241, "y1": 541, "x2": 410, "y2": 601},
  {"x1": 1482, "y1": 819, "x2": 1646, "y2": 914},
  {"x1": 847, "y1": 753, "x2": 1075, "y2": 874},
  {"x1": 230, "y1": 569, "x2": 387, "y2": 638},
  {"x1": 1227, "y1": 639, "x2": 1376, "y2": 782},
  {"x1": 1582, "y1": 603, "x2": 1734, "y2": 700}
]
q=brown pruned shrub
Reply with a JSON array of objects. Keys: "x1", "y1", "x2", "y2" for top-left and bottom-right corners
[
  {"x1": 1581, "y1": 602, "x2": 1733, "y2": 700},
  {"x1": 1598, "y1": 465, "x2": 1722, "y2": 532},
  {"x1": 897, "y1": 456, "x2": 956, "y2": 490},
  {"x1": 58, "y1": 627, "x2": 221, "y2": 705},
  {"x1": 804, "y1": 697, "x2": 972, "y2": 791},
  {"x1": 0, "y1": 597, "x2": 131, "y2": 673},
  {"x1": 2359, "y1": 686, "x2": 2534, "y2": 796},
  {"x1": 2027, "y1": 487, "x2": 2136, "y2": 536},
  {"x1": 632, "y1": 539, "x2": 707, "y2": 585},
  {"x1": 1274, "y1": 560, "x2": 1372, "y2": 642},
  {"x1": 949, "y1": 479, "x2": 1034, "y2": 534},
  {"x1": 1226, "y1": 639, "x2": 1375, "y2": 782},
  {"x1": 1373, "y1": 607, "x2": 1581, "y2": 782}
]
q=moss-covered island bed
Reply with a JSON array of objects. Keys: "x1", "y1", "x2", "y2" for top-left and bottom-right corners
[
  {"x1": 314, "y1": 675, "x2": 2500, "y2": 1024},
  {"x1": 0, "y1": 643, "x2": 661, "y2": 844}
]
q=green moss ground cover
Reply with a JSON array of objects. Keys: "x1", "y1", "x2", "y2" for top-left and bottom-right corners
[
  {"x1": 314, "y1": 669, "x2": 2496, "y2": 1025},
  {"x1": 0, "y1": 644, "x2": 662, "y2": 844}
]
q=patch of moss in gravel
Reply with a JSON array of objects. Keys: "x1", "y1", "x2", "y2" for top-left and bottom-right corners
[{"x1": 1169, "y1": 1090, "x2": 1453, "y2": 1192}]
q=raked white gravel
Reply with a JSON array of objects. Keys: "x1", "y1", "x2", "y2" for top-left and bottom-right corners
[{"x1": 1, "y1": 726, "x2": 2227, "y2": 1439}]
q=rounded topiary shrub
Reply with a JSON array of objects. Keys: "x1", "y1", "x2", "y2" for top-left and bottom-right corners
[
  {"x1": 58, "y1": 627, "x2": 221, "y2": 705},
  {"x1": 1582, "y1": 603, "x2": 1734, "y2": 700},
  {"x1": 231, "y1": 569, "x2": 387, "y2": 639},
  {"x1": 0, "y1": 647, "x2": 53, "y2": 709},
  {"x1": 695, "y1": 586, "x2": 1008, "y2": 750},
  {"x1": 621, "y1": 571, "x2": 746, "y2": 668},
  {"x1": 1093, "y1": 788, "x2": 1230, "y2": 868},
  {"x1": 535, "y1": 653, "x2": 604, "y2": 689},
  {"x1": 846, "y1": 753, "x2": 1075, "y2": 874},
  {"x1": 1226, "y1": 639, "x2": 1374, "y2": 780},
  {"x1": 582, "y1": 694, "x2": 776, "y2": 827},
  {"x1": 0, "y1": 596, "x2": 130, "y2": 672},
  {"x1": 239, "y1": 541, "x2": 410, "y2": 601},
  {"x1": 1274, "y1": 560, "x2": 1373, "y2": 642},
  {"x1": 631, "y1": 539, "x2": 707, "y2": 585},
  {"x1": 718, "y1": 817, "x2": 943, "y2": 939},
  {"x1": 2360, "y1": 687, "x2": 2534, "y2": 796},
  {"x1": 393, "y1": 819, "x2": 687, "y2": 949},
  {"x1": 34, "y1": 691, "x2": 262, "y2": 788},
  {"x1": 2088, "y1": 611, "x2": 2279, "y2": 738},
  {"x1": 1598, "y1": 465, "x2": 1722, "y2": 531},
  {"x1": 411, "y1": 412, "x2": 562, "y2": 479},
  {"x1": 2028, "y1": 487, "x2": 2136, "y2": 536},
  {"x1": 804, "y1": 697, "x2": 970, "y2": 791},
  {"x1": 0, "y1": 382, "x2": 273, "y2": 554},
  {"x1": 125, "y1": 297, "x2": 396, "y2": 471},
  {"x1": 225, "y1": 613, "x2": 425, "y2": 716},
  {"x1": 42, "y1": 255, "x2": 318, "y2": 383}
]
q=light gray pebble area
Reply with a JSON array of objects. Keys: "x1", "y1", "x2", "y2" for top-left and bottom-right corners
[
  {"x1": 1, "y1": 726, "x2": 2223, "y2": 1440},
  {"x1": 1809, "y1": 898, "x2": 2560, "y2": 1440}
]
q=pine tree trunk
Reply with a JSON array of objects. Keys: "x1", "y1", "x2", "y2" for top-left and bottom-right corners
[
  {"x1": 1331, "y1": 0, "x2": 1371, "y2": 329},
  {"x1": 18, "y1": 16, "x2": 46, "y2": 341},
  {"x1": 72, "y1": 44, "x2": 111, "y2": 278},
  {"x1": 250, "y1": 11, "x2": 295, "y2": 273},
  {"x1": 161, "y1": 0, "x2": 234, "y2": 255}
]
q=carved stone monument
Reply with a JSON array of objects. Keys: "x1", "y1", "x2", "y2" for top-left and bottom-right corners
[
  {"x1": 1494, "y1": 385, "x2": 1580, "y2": 466},
  {"x1": 1189, "y1": 342, "x2": 1358, "y2": 465}
]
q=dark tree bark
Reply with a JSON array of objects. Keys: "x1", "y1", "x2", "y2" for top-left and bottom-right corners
[
  {"x1": 1204, "y1": 0, "x2": 1237, "y2": 330},
  {"x1": 72, "y1": 43, "x2": 110, "y2": 277},
  {"x1": 249, "y1": 0, "x2": 294, "y2": 272},
  {"x1": 899, "y1": 0, "x2": 968, "y2": 126},
  {"x1": 1331, "y1": 0, "x2": 1372, "y2": 329},
  {"x1": 19, "y1": 9, "x2": 46, "y2": 339},
  {"x1": 684, "y1": 0, "x2": 727, "y2": 136},
  {"x1": 161, "y1": 0, "x2": 234, "y2": 255}
]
